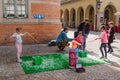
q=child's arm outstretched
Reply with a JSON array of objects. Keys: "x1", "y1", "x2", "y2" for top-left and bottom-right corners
[
  {"x1": 21, "y1": 32, "x2": 29, "y2": 36},
  {"x1": 10, "y1": 33, "x2": 16, "y2": 39},
  {"x1": 95, "y1": 33, "x2": 103, "y2": 40},
  {"x1": 95, "y1": 37, "x2": 101, "y2": 40}
]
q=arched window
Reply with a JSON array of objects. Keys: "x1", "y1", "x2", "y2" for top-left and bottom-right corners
[
  {"x1": 80, "y1": 9, "x2": 84, "y2": 23},
  {"x1": 104, "y1": 5, "x2": 116, "y2": 23},
  {"x1": 89, "y1": 7, "x2": 94, "y2": 25},
  {"x1": 3, "y1": 0, "x2": 28, "y2": 18},
  {"x1": 64, "y1": 9, "x2": 69, "y2": 26}
]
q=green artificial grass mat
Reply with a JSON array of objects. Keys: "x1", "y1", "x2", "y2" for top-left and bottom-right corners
[{"x1": 20, "y1": 53, "x2": 108, "y2": 74}]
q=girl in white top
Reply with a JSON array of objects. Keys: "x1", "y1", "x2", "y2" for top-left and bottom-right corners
[{"x1": 10, "y1": 27, "x2": 28, "y2": 62}]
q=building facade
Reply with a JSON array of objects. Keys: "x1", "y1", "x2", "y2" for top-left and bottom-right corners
[
  {"x1": 61, "y1": 0, "x2": 120, "y2": 30},
  {"x1": 0, "y1": 0, "x2": 61, "y2": 45}
]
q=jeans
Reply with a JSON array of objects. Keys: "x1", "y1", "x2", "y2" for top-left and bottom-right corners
[
  {"x1": 108, "y1": 42, "x2": 113, "y2": 52},
  {"x1": 100, "y1": 43, "x2": 107, "y2": 58},
  {"x1": 75, "y1": 48, "x2": 79, "y2": 64},
  {"x1": 83, "y1": 32, "x2": 87, "y2": 50}
]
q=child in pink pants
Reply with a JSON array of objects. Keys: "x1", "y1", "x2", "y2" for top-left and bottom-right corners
[{"x1": 10, "y1": 28, "x2": 28, "y2": 62}]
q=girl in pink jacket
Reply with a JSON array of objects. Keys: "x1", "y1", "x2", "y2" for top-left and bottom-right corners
[{"x1": 96, "y1": 26, "x2": 108, "y2": 58}]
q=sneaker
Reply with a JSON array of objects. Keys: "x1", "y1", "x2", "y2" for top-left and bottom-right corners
[
  {"x1": 103, "y1": 58, "x2": 111, "y2": 63},
  {"x1": 107, "y1": 51, "x2": 110, "y2": 53},
  {"x1": 18, "y1": 59, "x2": 22, "y2": 63},
  {"x1": 109, "y1": 50, "x2": 114, "y2": 54},
  {"x1": 100, "y1": 56, "x2": 104, "y2": 59}
]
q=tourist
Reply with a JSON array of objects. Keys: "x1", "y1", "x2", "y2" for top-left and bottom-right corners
[
  {"x1": 77, "y1": 18, "x2": 90, "y2": 50},
  {"x1": 56, "y1": 27, "x2": 73, "y2": 50},
  {"x1": 108, "y1": 21, "x2": 115, "y2": 53},
  {"x1": 10, "y1": 27, "x2": 28, "y2": 62},
  {"x1": 95, "y1": 26, "x2": 108, "y2": 58}
]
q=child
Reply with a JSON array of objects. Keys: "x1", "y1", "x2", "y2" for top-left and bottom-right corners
[
  {"x1": 10, "y1": 27, "x2": 28, "y2": 62},
  {"x1": 71, "y1": 32, "x2": 83, "y2": 63},
  {"x1": 95, "y1": 26, "x2": 108, "y2": 58},
  {"x1": 72, "y1": 32, "x2": 83, "y2": 49}
]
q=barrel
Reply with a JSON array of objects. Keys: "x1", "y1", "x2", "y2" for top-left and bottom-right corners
[{"x1": 69, "y1": 49, "x2": 76, "y2": 68}]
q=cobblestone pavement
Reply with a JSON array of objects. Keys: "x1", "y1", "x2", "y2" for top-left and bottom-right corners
[{"x1": 0, "y1": 29, "x2": 120, "y2": 80}]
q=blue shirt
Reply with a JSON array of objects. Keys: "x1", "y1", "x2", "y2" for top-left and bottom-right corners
[{"x1": 56, "y1": 31, "x2": 73, "y2": 43}]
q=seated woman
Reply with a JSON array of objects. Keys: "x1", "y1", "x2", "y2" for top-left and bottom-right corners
[{"x1": 56, "y1": 27, "x2": 73, "y2": 50}]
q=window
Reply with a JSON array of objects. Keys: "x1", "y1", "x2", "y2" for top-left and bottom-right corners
[{"x1": 3, "y1": 0, "x2": 28, "y2": 18}]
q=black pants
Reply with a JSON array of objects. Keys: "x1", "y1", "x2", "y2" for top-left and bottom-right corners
[
  {"x1": 100, "y1": 43, "x2": 107, "y2": 58},
  {"x1": 108, "y1": 42, "x2": 113, "y2": 52}
]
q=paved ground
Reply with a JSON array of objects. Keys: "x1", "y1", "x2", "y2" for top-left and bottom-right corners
[{"x1": 0, "y1": 29, "x2": 120, "y2": 80}]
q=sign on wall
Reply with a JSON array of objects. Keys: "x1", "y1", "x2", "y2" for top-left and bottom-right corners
[
  {"x1": 34, "y1": 14, "x2": 44, "y2": 19},
  {"x1": 100, "y1": 17, "x2": 104, "y2": 23}
]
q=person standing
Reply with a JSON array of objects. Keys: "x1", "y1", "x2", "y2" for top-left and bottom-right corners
[
  {"x1": 95, "y1": 26, "x2": 108, "y2": 58},
  {"x1": 108, "y1": 21, "x2": 115, "y2": 53},
  {"x1": 10, "y1": 27, "x2": 28, "y2": 62},
  {"x1": 77, "y1": 18, "x2": 90, "y2": 50}
]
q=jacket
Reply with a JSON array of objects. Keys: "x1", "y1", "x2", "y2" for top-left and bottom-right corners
[
  {"x1": 77, "y1": 22, "x2": 90, "y2": 34},
  {"x1": 56, "y1": 31, "x2": 73, "y2": 43},
  {"x1": 108, "y1": 27, "x2": 115, "y2": 43}
]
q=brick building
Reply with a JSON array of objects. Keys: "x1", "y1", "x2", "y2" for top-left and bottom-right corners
[{"x1": 0, "y1": 0, "x2": 61, "y2": 45}]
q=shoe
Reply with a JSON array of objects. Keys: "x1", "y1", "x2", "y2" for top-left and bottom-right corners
[
  {"x1": 100, "y1": 56, "x2": 104, "y2": 59},
  {"x1": 18, "y1": 59, "x2": 22, "y2": 63},
  {"x1": 103, "y1": 58, "x2": 111, "y2": 63},
  {"x1": 109, "y1": 50, "x2": 114, "y2": 54},
  {"x1": 107, "y1": 50, "x2": 110, "y2": 53}
]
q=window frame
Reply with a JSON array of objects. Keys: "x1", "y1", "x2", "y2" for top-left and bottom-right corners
[{"x1": 2, "y1": 0, "x2": 28, "y2": 19}]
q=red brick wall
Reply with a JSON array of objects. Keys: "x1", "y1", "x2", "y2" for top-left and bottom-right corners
[
  {"x1": 0, "y1": 24, "x2": 61, "y2": 45},
  {"x1": 31, "y1": 3, "x2": 60, "y2": 19},
  {"x1": 0, "y1": 0, "x2": 61, "y2": 45},
  {"x1": 40, "y1": 0, "x2": 60, "y2": 3}
]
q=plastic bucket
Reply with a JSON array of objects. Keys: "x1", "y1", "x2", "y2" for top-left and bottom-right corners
[{"x1": 32, "y1": 56, "x2": 42, "y2": 65}]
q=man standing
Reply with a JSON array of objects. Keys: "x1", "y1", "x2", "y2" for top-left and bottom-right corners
[{"x1": 77, "y1": 18, "x2": 90, "y2": 50}]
